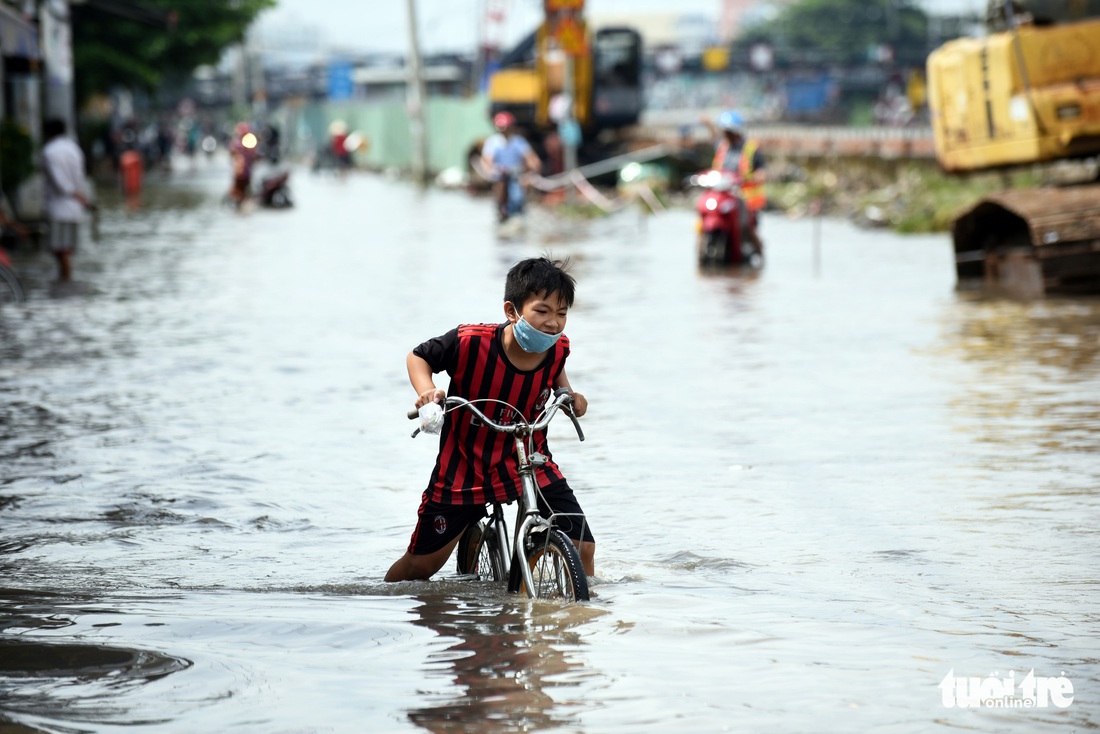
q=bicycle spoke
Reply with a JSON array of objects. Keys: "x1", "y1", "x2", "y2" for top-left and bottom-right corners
[{"x1": 532, "y1": 545, "x2": 572, "y2": 599}]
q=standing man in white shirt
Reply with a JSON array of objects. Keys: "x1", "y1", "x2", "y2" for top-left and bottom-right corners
[{"x1": 42, "y1": 118, "x2": 89, "y2": 282}]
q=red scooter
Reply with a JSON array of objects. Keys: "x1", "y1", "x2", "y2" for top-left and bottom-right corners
[
  {"x1": 692, "y1": 170, "x2": 762, "y2": 268},
  {"x1": 259, "y1": 170, "x2": 292, "y2": 208}
]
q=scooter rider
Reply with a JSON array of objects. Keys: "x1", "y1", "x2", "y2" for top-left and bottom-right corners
[
  {"x1": 703, "y1": 110, "x2": 766, "y2": 254},
  {"x1": 481, "y1": 112, "x2": 541, "y2": 223}
]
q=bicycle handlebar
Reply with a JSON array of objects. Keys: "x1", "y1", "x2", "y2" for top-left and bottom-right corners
[{"x1": 407, "y1": 389, "x2": 584, "y2": 441}]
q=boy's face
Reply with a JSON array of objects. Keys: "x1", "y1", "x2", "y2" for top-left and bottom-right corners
[{"x1": 506, "y1": 290, "x2": 568, "y2": 334}]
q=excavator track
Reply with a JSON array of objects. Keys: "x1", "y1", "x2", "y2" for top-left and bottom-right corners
[{"x1": 952, "y1": 184, "x2": 1100, "y2": 296}]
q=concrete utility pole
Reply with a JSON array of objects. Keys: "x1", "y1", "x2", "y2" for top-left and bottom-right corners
[
  {"x1": 40, "y1": 0, "x2": 76, "y2": 135},
  {"x1": 249, "y1": 30, "x2": 266, "y2": 120},
  {"x1": 405, "y1": 0, "x2": 429, "y2": 184},
  {"x1": 232, "y1": 43, "x2": 248, "y2": 114},
  {"x1": 562, "y1": 53, "x2": 577, "y2": 193}
]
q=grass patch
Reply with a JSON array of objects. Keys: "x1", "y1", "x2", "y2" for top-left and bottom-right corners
[{"x1": 766, "y1": 159, "x2": 1047, "y2": 233}]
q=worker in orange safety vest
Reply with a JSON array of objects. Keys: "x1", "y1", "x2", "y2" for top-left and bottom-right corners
[{"x1": 702, "y1": 110, "x2": 766, "y2": 252}]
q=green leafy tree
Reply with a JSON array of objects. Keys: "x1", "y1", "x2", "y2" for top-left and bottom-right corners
[
  {"x1": 0, "y1": 119, "x2": 35, "y2": 201},
  {"x1": 72, "y1": 0, "x2": 275, "y2": 105},
  {"x1": 735, "y1": 0, "x2": 930, "y2": 67}
]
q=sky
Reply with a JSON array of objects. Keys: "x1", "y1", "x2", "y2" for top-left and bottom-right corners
[{"x1": 253, "y1": 0, "x2": 988, "y2": 58}]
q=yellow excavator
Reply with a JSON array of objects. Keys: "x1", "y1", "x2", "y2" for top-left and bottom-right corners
[
  {"x1": 926, "y1": 0, "x2": 1100, "y2": 295},
  {"x1": 487, "y1": 21, "x2": 643, "y2": 159}
]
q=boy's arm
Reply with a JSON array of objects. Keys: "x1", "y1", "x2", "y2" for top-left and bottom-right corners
[
  {"x1": 407, "y1": 352, "x2": 445, "y2": 408},
  {"x1": 553, "y1": 369, "x2": 587, "y2": 417},
  {"x1": 698, "y1": 114, "x2": 717, "y2": 140},
  {"x1": 522, "y1": 141, "x2": 541, "y2": 174}
]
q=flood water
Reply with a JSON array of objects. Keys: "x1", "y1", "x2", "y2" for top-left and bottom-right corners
[{"x1": 1, "y1": 159, "x2": 1098, "y2": 733}]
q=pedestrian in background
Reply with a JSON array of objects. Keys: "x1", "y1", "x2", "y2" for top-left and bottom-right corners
[
  {"x1": 328, "y1": 120, "x2": 351, "y2": 174},
  {"x1": 42, "y1": 118, "x2": 89, "y2": 282}
]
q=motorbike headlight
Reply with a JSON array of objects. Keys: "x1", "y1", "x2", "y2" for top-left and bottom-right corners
[{"x1": 705, "y1": 198, "x2": 718, "y2": 211}]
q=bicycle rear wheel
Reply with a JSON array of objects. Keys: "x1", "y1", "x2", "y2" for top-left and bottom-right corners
[
  {"x1": 455, "y1": 521, "x2": 504, "y2": 582},
  {"x1": 508, "y1": 528, "x2": 589, "y2": 602},
  {"x1": 0, "y1": 264, "x2": 24, "y2": 304}
]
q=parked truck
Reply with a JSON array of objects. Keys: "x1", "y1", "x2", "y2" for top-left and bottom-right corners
[{"x1": 926, "y1": 0, "x2": 1100, "y2": 295}]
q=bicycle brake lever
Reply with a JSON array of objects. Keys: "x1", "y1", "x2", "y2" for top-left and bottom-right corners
[
  {"x1": 566, "y1": 409, "x2": 585, "y2": 442},
  {"x1": 551, "y1": 388, "x2": 584, "y2": 441}
]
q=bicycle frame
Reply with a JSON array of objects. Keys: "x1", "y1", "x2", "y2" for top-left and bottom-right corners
[{"x1": 410, "y1": 389, "x2": 585, "y2": 598}]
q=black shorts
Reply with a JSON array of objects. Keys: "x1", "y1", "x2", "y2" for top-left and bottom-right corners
[
  {"x1": 406, "y1": 479, "x2": 594, "y2": 555},
  {"x1": 536, "y1": 479, "x2": 595, "y2": 545}
]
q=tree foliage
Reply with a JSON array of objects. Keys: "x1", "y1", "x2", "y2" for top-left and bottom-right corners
[
  {"x1": 0, "y1": 119, "x2": 35, "y2": 200},
  {"x1": 735, "y1": 0, "x2": 930, "y2": 67},
  {"x1": 72, "y1": 0, "x2": 275, "y2": 104}
]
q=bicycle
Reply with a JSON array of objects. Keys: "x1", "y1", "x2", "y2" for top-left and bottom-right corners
[
  {"x1": 0, "y1": 237, "x2": 26, "y2": 304},
  {"x1": 408, "y1": 388, "x2": 590, "y2": 602}
]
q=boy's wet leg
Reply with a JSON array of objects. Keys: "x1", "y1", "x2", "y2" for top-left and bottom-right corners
[
  {"x1": 577, "y1": 541, "x2": 595, "y2": 577},
  {"x1": 384, "y1": 536, "x2": 462, "y2": 582}
]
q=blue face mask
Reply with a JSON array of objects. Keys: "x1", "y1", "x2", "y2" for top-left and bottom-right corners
[{"x1": 512, "y1": 315, "x2": 563, "y2": 353}]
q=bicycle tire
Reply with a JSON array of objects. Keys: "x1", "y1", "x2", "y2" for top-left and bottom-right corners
[
  {"x1": 455, "y1": 521, "x2": 504, "y2": 582},
  {"x1": 508, "y1": 528, "x2": 589, "y2": 602},
  {"x1": 455, "y1": 522, "x2": 482, "y2": 574},
  {"x1": 0, "y1": 264, "x2": 25, "y2": 304}
]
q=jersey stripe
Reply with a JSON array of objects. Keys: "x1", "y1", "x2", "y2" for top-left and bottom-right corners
[{"x1": 425, "y1": 323, "x2": 570, "y2": 505}]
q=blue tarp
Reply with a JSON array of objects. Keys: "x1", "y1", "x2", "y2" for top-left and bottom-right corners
[
  {"x1": 784, "y1": 75, "x2": 834, "y2": 114},
  {"x1": 327, "y1": 62, "x2": 354, "y2": 101}
]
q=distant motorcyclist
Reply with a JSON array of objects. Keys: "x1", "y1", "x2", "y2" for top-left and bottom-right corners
[
  {"x1": 228, "y1": 122, "x2": 258, "y2": 207},
  {"x1": 480, "y1": 112, "x2": 541, "y2": 223},
  {"x1": 702, "y1": 110, "x2": 766, "y2": 253}
]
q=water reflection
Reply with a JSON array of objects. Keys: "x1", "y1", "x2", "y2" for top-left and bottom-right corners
[
  {"x1": 406, "y1": 592, "x2": 606, "y2": 732},
  {"x1": 946, "y1": 293, "x2": 1100, "y2": 371},
  {"x1": 0, "y1": 588, "x2": 192, "y2": 729},
  {"x1": 936, "y1": 290, "x2": 1100, "y2": 539},
  {"x1": 939, "y1": 294, "x2": 1100, "y2": 464}
]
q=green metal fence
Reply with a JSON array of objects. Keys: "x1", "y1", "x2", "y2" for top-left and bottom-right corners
[{"x1": 297, "y1": 96, "x2": 494, "y2": 174}]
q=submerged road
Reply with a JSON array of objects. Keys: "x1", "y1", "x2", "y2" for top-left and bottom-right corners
[{"x1": 0, "y1": 159, "x2": 1097, "y2": 733}]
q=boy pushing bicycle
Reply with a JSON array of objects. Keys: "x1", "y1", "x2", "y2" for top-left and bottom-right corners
[{"x1": 384, "y1": 257, "x2": 594, "y2": 583}]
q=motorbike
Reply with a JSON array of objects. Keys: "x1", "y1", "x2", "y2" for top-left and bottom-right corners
[
  {"x1": 259, "y1": 169, "x2": 292, "y2": 208},
  {"x1": 224, "y1": 167, "x2": 293, "y2": 210},
  {"x1": 691, "y1": 170, "x2": 763, "y2": 268},
  {"x1": 496, "y1": 171, "x2": 526, "y2": 223}
]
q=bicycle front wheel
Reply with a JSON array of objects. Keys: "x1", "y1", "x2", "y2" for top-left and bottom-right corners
[
  {"x1": 0, "y1": 264, "x2": 24, "y2": 305},
  {"x1": 509, "y1": 528, "x2": 589, "y2": 602}
]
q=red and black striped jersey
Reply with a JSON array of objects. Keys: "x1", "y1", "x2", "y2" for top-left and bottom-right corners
[{"x1": 413, "y1": 323, "x2": 570, "y2": 505}]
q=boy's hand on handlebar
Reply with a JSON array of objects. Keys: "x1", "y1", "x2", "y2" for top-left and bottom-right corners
[
  {"x1": 415, "y1": 388, "x2": 445, "y2": 409},
  {"x1": 569, "y1": 391, "x2": 587, "y2": 417}
]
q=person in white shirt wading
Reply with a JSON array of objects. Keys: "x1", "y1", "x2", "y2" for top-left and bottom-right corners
[{"x1": 42, "y1": 118, "x2": 89, "y2": 282}]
